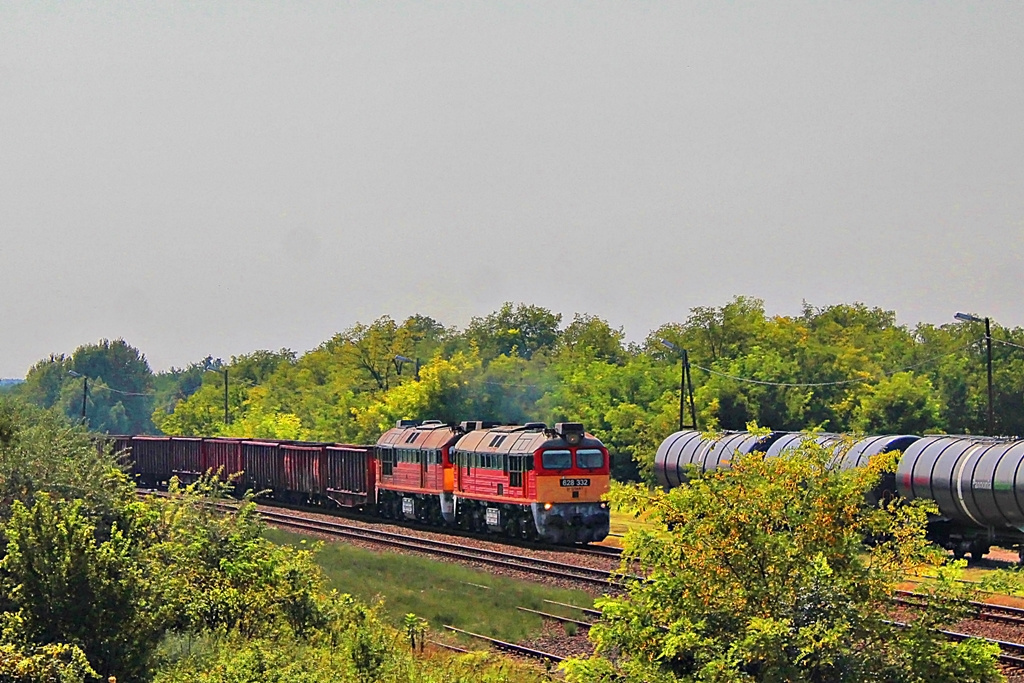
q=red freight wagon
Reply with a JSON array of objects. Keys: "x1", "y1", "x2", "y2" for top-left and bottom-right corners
[
  {"x1": 170, "y1": 437, "x2": 204, "y2": 483},
  {"x1": 132, "y1": 436, "x2": 172, "y2": 487},
  {"x1": 324, "y1": 445, "x2": 375, "y2": 508},
  {"x1": 281, "y1": 443, "x2": 325, "y2": 503},
  {"x1": 96, "y1": 435, "x2": 134, "y2": 467},
  {"x1": 241, "y1": 440, "x2": 282, "y2": 495},
  {"x1": 203, "y1": 438, "x2": 243, "y2": 484}
]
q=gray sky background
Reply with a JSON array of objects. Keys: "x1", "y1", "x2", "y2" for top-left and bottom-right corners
[{"x1": 2, "y1": 2, "x2": 1022, "y2": 377}]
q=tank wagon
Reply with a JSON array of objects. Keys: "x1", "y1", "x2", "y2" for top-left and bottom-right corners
[
  {"x1": 655, "y1": 430, "x2": 1024, "y2": 561},
  {"x1": 106, "y1": 420, "x2": 610, "y2": 545}
]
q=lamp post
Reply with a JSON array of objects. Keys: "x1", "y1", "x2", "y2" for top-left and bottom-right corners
[
  {"x1": 67, "y1": 370, "x2": 87, "y2": 423},
  {"x1": 394, "y1": 355, "x2": 420, "y2": 381},
  {"x1": 660, "y1": 340, "x2": 697, "y2": 432},
  {"x1": 954, "y1": 312, "x2": 994, "y2": 435}
]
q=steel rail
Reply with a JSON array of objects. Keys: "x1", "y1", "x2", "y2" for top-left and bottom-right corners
[
  {"x1": 894, "y1": 589, "x2": 1024, "y2": 627},
  {"x1": 443, "y1": 625, "x2": 565, "y2": 663},
  {"x1": 141, "y1": 491, "x2": 622, "y2": 585},
  {"x1": 141, "y1": 488, "x2": 620, "y2": 563},
  {"x1": 887, "y1": 618, "x2": 1024, "y2": 666},
  {"x1": 542, "y1": 599, "x2": 603, "y2": 618},
  {"x1": 258, "y1": 509, "x2": 619, "y2": 586},
  {"x1": 516, "y1": 606, "x2": 594, "y2": 628},
  {"x1": 428, "y1": 639, "x2": 470, "y2": 654}
]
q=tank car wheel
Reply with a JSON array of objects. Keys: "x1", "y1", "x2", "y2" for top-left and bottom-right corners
[{"x1": 968, "y1": 541, "x2": 990, "y2": 562}]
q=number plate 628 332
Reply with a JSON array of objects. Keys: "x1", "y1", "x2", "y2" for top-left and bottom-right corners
[{"x1": 560, "y1": 478, "x2": 590, "y2": 487}]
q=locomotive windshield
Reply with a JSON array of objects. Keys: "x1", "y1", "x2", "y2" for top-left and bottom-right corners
[
  {"x1": 575, "y1": 448, "x2": 604, "y2": 469},
  {"x1": 542, "y1": 449, "x2": 572, "y2": 469}
]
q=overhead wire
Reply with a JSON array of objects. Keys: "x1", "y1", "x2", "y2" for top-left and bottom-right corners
[
  {"x1": 687, "y1": 340, "x2": 983, "y2": 389},
  {"x1": 992, "y1": 338, "x2": 1024, "y2": 352}
]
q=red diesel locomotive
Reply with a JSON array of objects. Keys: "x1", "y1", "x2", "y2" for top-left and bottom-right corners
[
  {"x1": 117, "y1": 420, "x2": 611, "y2": 545},
  {"x1": 376, "y1": 420, "x2": 611, "y2": 543}
]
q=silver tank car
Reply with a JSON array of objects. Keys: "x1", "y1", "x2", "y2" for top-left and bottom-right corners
[{"x1": 656, "y1": 430, "x2": 1024, "y2": 560}]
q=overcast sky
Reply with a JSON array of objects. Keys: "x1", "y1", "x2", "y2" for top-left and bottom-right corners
[{"x1": 2, "y1": 2, "x2": 1022, "y2": 377}]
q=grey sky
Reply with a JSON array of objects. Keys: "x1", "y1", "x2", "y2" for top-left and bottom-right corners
[{"x1": 2, "y1": 2, "x2": 1022, "y2": 377}]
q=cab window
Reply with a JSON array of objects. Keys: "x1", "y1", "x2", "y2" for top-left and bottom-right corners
[
  {"x1": 541, "y1": 449, "x2": 572, "y2": 469},
  {"x1": 576, "y1": 448, "x2": 605, "y2": 469}
]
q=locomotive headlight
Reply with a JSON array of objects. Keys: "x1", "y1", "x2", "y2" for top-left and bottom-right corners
[
  {"x1": 600, "y1": 502, "x2": 607, "y2": 509},
  {"x1": 543, "y1": 502, "x2": 553, "y2": 510}
]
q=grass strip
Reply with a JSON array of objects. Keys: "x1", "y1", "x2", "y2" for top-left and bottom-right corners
[{"x1": 265, "y1": 527, "x2": 601, "y2": 645}]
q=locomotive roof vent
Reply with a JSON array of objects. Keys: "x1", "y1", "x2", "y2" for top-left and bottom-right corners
[
  {"x1": 481, "y1": 420, "x2": 502, "y2": 429},
  {"x1": 523, "y1": 422, "x2": 546, "y2": 431},
  {"x1": 421, "y1": 419, "x2": 443, "y2": 426},
  {"x1": 459, "y1": 420, "x2": 481, "y2": 432},
  {"x1": 555, "y1": 422, "x2": 585, "y2": 445},
  {"x1": 396, "y1": 419, "x2": 420, "y2": 428}
]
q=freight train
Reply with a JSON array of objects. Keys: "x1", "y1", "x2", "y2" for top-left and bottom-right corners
[
  {"x1": 655, "y1": 430, "x2": 1024, "y2": 561},
  {"x1": 113, "y1": 420, "x2": 611, "y2": 545}
]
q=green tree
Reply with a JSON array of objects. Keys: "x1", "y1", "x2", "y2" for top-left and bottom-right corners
[
  {"x1": 1, "y1": 495, "x2": 169, "y2": 681},
  {"x1": 466, "y1": 302, "x2": 562, "y2": 361},
  {"x1": 564, "y1": 439, "x2": 1001, "y2": 682},
  {"x1": 852, "y1": 372, "x2": 944, "y2": 435},
  {"x1": 17, "y1": 354, "x2": 70, "y2": 408},
  {"x1": 557, "y1": 314, "x2": 627, "y2": 364},
  {"x1": 17, "y1": 340, "x2": 156, "y2": 434},
  {"x1": 0, "y1": 398, "x2": 130, "y2": 521}
]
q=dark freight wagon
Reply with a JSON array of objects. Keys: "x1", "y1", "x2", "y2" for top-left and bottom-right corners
[
  {"x1": 169, "y1": 437, "x2": 204, "y2": 483},
  {"x1": 132, "y1": 436, "x2": 172, "y2": 487},
  {"x1": 281, "y1": 443, "x2": 325, "y2": 503},
  {"x1": 242, "y1": 440, "x2": 283, "y2": 495},
  {"x1": 324, "y1": 445, "x2": 375, "y2": 508},
  {"x1": 203, "y1": 438, "x2": 244, "y2": 485}
]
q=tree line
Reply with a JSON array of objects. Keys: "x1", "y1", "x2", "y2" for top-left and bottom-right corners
[{"x1": 8, "y1": 297, "x2": 1024, "y2": 478}]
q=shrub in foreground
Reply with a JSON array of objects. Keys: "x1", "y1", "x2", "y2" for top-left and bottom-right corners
[{"x1": 564, "y1": 435, "x2": 1003, "y2": 683}]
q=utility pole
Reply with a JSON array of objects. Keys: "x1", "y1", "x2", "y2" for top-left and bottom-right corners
[
  {"x1": 955, "y1": 312, "x2": 995, "y2": 435},
  {"x1": 985, "y1": 316, "x2": 994, "y2": 435},
  {"x1": 223, "y1": 368, "x2": 230, "y2": 425},
  {"x1": 683, "y1": 349, "x2": 697, "y2": 431},
  {"x1": 661, "y1": 340, "x2": 698, "y2": 431}
]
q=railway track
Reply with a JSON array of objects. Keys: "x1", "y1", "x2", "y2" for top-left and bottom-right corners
[
  {"x1": 894, "y1": 589, "x2": 1024, "y2": 627},
  {"x1": 443, "y1": 625, "x2": 565, "y2": 663},
  {"x1": 255, "y1": 506, "x2": 623, "y2": 586},
  {"x1": 142, "y1": 489, "x2": 622, "y2": 573}
]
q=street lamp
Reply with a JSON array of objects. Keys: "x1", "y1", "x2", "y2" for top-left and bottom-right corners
[
  {"x1": 660, "y1": 340, "x2": 697, "y2": 432},
  {"x1": 394, "y1": 355, "x2": 420, "y2": 381},
  {"x1": 67, "y1": 370, "x2": 87, "y2": 422},
  {"x1": 954, "y1": 312, "x2": 994, "y2": 435}
]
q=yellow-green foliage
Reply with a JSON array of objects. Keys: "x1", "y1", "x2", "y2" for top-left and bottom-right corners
[
  {"x1": 154, "y1": 600, "x2": 549, "y2": 683},
  {"x1": 0, "y1": 641, "x2": 96, "y2": 683}
]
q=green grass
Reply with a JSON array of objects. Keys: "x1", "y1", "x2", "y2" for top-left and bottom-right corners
[
  {"x1": 609, "y1": 508, "x2": 657, "y2": 539},
  {"x1": 265, "y1": 528, "x2": 599, "y2": 645}
]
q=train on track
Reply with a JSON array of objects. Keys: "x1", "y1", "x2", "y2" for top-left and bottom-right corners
[
  {"x1": 656, "y1": 429, "x2": 1024, "y2": 561},
  {"x1": 111, "y1": 420, "x2": 611, "y2": 544}
]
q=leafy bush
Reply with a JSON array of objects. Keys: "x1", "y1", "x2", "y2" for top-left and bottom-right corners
[{"x1": 563, "y1": 435, "x2": 1003, "y2": 682}]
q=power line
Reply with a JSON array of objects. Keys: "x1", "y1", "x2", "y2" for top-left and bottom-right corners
[
  {"x1": 992, "y1": 338, "x2": 1024, "y2": 352},
  {"x1": 689, "y1": 341, "x2": 981, "y2": 389}
]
